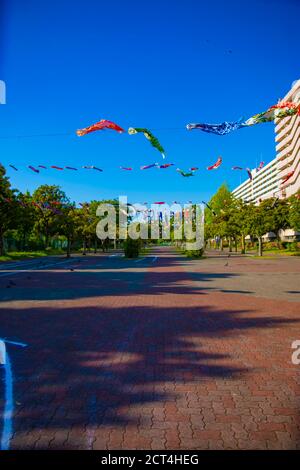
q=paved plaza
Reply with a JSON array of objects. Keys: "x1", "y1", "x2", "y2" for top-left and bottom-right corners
[{"x1": 0, "y1": 247, "x2": 299, "y2": 449}]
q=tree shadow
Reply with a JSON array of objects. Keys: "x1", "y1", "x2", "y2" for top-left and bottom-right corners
[
  {"x1": 0, "y1": 302, "x2": 298, "y2": 449},
  {"x1": 0, "y1": 270, "x2": 240, "y2": 301},
  {"x1": 1, "y1": 248, "x2": 299, "y2": 449}
]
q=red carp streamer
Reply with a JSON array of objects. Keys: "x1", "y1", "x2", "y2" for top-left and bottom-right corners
[
  {"x1": 207, "y1": 156, "x2": 222, "y2": 170},
  {"x1": 281, "y1": 170, "x2": 294, "y2": 185},
  {"x1": 256, "y1": 161, "x2": 264, "y2": 171}
]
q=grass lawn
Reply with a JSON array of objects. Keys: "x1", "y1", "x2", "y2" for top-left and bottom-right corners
[
  {"x1": 251, "y1": 250, "x2": 300, "y2": 258},
  {"x1": 0, "y1": 249, "x2": 66, "y2": 263}
]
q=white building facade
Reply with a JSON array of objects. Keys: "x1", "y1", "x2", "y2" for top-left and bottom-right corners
[
  {"x1": 275, "y1": 79, "x2": 300, "y2": 198},
  {"x1": 232, "y1": 79, "x2": 300, "y2": 203}
]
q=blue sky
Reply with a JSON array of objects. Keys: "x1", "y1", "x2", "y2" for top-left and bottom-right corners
[{"x1": 0, "y1": 0, "x2": 299, "y2": 204}]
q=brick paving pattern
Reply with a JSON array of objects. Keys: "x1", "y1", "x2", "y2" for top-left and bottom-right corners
[{"x1": 0, "y1": 247, "x2": 299, "y2": 449}]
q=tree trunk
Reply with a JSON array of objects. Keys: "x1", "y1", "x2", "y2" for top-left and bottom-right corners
[
  {"x1": 82, "y1": 238, "x2": 87, "y2": 255},
  {"x1": 0, "y1": 229, "x2": 4, "y2": 256},
  {"x1": 277, "y1": 231, "x2": 281, "y2": 250},
  {"x1": 258, "y1": 236, "x2": 263, "y2": 257},
  {"x1": 220, "y1": 238, "x2": 223, "y2": 251},
  {"x1": 44, "y1": 217, "x2": 50, "y2": 248},
  {"x1": 21, "y1": 232, "x2": 25, "y2": 251},
  {"x1": 66, "y1": 237, "x2": 71, "y2": 258},
  {"x1": 234, "y1": 237, "x2": 238, "y2": 252},
  {"x1": 241, "y1": 234, "x2": 245, "y2": 254},
  {"x1": 229, "y1": 237, "x2": 232, "y2": 253},
  {"x1": 94, "y1": 238, "x2": 97, "y2": 254}
]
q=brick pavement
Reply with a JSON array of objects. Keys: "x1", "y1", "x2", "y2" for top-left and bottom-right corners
[{"x1": 0, "y1": 247, "x2": 299, "y2": 449}]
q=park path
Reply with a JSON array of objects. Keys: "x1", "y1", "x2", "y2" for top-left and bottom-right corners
[{"x1": 0, "y1": 247, "x2": 299, "y2": 449}]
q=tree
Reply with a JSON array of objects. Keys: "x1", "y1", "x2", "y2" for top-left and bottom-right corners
[
  {"x1": 59, "y1": 204, "x2": 77, "y2": 257},
  {"x1": 289, "y1": 192, "x2": 300, "y2": 232},
  {"x1": 228, "y1": 199, "x2": 250, "y2": 253},
  {"x1": 247, "y1": 201, "x2": 274, "y2": 256},
  {"x1": 32, "y1": 185, "x2": 70, "y2": 248},
  {"x1": 71, "y1": 203, "x2": 99, "y2": 254},
  {"x1": 204, "y1": 183, "x2": 235, "y2": 250},
  {"x1": 224, "y1": 199, "x2": 243, "y2": 252},
  {"x1": 91, "y1": 199, "x2": 123, "y2": 252},
  {"x1": 15, "y1": 191, "x2": 37, "y2": 250},
  {"x1": 0, "y1": 164, "x2": 17, "y2": 255}
]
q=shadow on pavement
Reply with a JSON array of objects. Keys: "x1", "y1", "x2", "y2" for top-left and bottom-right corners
[{"x1": 0, "y1": 301, "x2": 298, "y2": 449}]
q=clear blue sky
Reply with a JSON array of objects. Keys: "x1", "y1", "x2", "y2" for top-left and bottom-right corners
[{"x1": 0, "y1": 0, "x2": 299, "y2": 204}]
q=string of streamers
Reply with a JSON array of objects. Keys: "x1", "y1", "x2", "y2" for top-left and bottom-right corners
[
  {"x1": 0, "y1": 100, "x2": 299, "y2": 141},
  {"x1": 2, "y1": 158, "x2": 283, "y2": 185}
]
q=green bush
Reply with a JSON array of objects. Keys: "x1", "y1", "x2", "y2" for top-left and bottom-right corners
[
  {"x1": 286, "y1": 241, "x2": 299, "y2": 252},
  {"x1": 263, "y1": 241, "x2": 276, "y2": 250},
  {"x1": 185, "y1": 248, "x2": 204, "y2": 258},
  {"x1": 123, "y1": 238, "x2": 142, "y2": 258}
]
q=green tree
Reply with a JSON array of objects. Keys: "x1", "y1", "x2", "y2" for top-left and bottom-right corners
[
  {"x1": 59, "y1": 204, "x2": 78, "y2": 257},
  {"x1": 32, "y1": 185, "x2": 70, "y2": 248},
  {"x1": 289, "y1": 192, "x2": 300, "y2": 232},
  {"x1": 230, "y1": 199, "x2": 256, "y2": 254},
  {"x1": 247, "y1": 201, "x2": 274, "y2": 256},
  {"x1": 204, "y1": 183, "x2": 235, "y2": 250},
  {"x1": 15, "y1": 191, "x2": 37, "y2": 250},
  {"x1": 72, "y1": 203, "x2": 94, "y2": 254},
  {"x1": 265, "y1": 197, "x2": 290, "y2": 248},
  {"x1": 0, "y1": 164, "x2": 17, "y2": 255}
]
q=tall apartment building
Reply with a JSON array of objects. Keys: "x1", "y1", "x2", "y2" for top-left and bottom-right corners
[
  {"x1": 232, "y1": 158, "x2": 279, "y2": 202},
  {"x1": 232, "y1": 79, "x2": 300, "y2": 203},
  {"x1": 275, "y1": 79, "x2": 300, "y2": 198}
]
